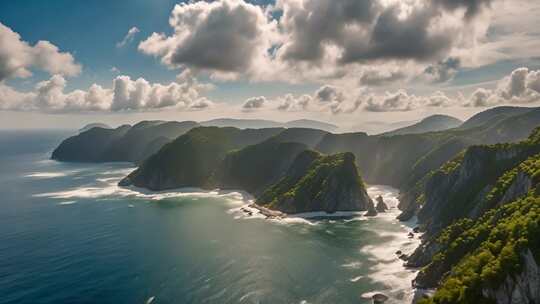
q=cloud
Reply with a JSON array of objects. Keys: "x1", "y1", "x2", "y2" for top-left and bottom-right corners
[
  {"x1": 276, "y1": 0, "x2": 377, "y2": 63},
  {"x1": 359, "y1": 69, "x2": 406, "y2": 86},
  {"x1": 277, "y1": 94, "x2": 311, "y2": 111},
  {"x1": 241, "y1": 84, "x2": 364, "y2": 114},
  {"x1": 116, "y1": 27, "x2": 140, "y2": 48},
  {"x1": 423, "y1": 57, "x2": 461, "y2": 83},
  {"x1": 138, "y1": 0, "x2": 276, "y2": 78},
  {"x1": 0, "y1": 22, "x2": 81, "y2": 81},
  {"x1": 0, "y1": 71, "x2": 212, "y2": 113},
  {"x1": 137, "y1": 0, "x2": 497, "y2": 85},
  {"x1": 464, "y1": 67, "x2": 540, "y2": 107},
  {"x1": 242, "y1": 96, "x2": 266, "y2": 111},
  {"x1": 364, "y1": 91, "x2": 419, "y2": 112}
]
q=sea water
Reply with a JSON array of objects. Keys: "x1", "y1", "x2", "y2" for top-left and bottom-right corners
[{"x1": 0, "y1": 130, "x2": 420, "y2": 304}]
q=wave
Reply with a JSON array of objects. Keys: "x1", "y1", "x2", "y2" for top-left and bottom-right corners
[
  {"x1": 359, "y1": 186, "x2": 422, "y2": 304},
  {"x1": 35, "y1": 169, "x2": 251, "y2": 208},
  {"x1": 25, "y1": 172, "x2": 68, "y2": 178}
]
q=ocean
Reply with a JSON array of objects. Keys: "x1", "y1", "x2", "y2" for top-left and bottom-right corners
[{"x1": 0, "y1": 130, "x2": 420, "y2": 304}]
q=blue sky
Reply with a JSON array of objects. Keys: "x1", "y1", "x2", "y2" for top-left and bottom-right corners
[
  {"x1": 0, "y1": 0, "x2": 312, "y2": 101},
  {"x1": 1, "y1": 0, "x2": 540, "y2": 131}
]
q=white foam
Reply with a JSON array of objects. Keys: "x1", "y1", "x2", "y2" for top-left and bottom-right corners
[
  {"x1": 57, "y1": 201, "x2": 77, "y2": 205},
  {"x1": 35, "y1": 169, "x2": 252, "y2": 210},
  {"x1": 25, "y1": 172, "x2": 67, "y2": 178},
  {"x1": 341, "y1": 261, "x2": 362, "y2": 269},
  {"x1": 358, "y1": 185, "x2": 422, "y2": 304}
]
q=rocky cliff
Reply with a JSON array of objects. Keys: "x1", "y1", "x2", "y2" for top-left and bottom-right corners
[
  {"x1": 416, "y1": 192, "x2": 540, "y2": 303},
  {"x1": 406, "y1": 129, "x2": 540, "y2": 303},
  {"x1": 256, "y1": 151, "x2": 374, "y2": 214},
  {"x1": 399, "y1": 127, "x2": 540, "y2": 233}
]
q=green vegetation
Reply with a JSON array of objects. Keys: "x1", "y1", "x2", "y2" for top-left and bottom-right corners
[
  {"x1": 52, "y1": 121, "x2": 198, "y2": 163},
  {"x1": 412, "y1": 130, "x2": 540, "y2": 303},
  {"x1": 420, "y1": 192, "x2": 540, "y2": 303},
  {"x1": 212, "y1": 140, "x2": 308, "y2": 193},
  {"x1": 413, "y1": 127, "x2": 540, "y2": 233},
  {"x1": 257, "y1": 151, "x2": 371, "y2": 213},
  {"x1": 124, "y1": 127, "x2": 282, "y2": 190}
]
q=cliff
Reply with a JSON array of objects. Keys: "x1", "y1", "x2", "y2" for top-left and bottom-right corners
[
  {"x1": 414, "y1": 128, "x2": 540, "y2": 236},
  {"x1": 256, "y1": 151, "x2": 374, "y2": 214},
  {"x1": 405, "y1": 129, "x2": 540, "y2": 303},
  {"x1": 417, "y1": 193, "x2": 540, "y2": 303}
]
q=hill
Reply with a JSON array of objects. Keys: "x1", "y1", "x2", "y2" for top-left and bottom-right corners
[
  {"x1": 52, "y1": 121, "x2": 199, "y2": 163},
  {"x1": 79, "y1": 123, "x2": 111, "y2": 133},
  {"x1": 459, "y1": 106, "x2": 534, "y2": 130},
  {"x1": 381, "y1": 115, "x2": 462, "y2": 137},
  {"x1": 200, "y1": 118, "x2": 337, "y2": 131},
  {"x1": 119, "y1": 127, "x2": 284, "y2": 190}
]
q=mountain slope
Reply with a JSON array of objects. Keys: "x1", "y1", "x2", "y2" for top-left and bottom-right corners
[
  {"x1": 459, "y1": 106, "x2": 534, "y2": 130},
  {"x1": 52, "y1": 125, "x2": 131, "y2": 162},
  {"x1": 79, "y1": 123, "x2": 111, "y2": 133},
  {"x1": 381, "y1": 115, "x2": 462, "y2": 137},
  {"x1": 120, "y1": 127, "x2": 284, "y2": 190},
  {"x1": 284, "y1": 119, "x2": 338, "y2": 131},
  {"x1": 212, "y1": 141, "x2": 309, "y2": 194},
  {"x1": 103, "y1": 121, "x2": 199, "y2": 163}
]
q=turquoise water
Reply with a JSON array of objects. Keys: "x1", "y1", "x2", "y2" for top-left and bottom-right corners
[{"x1": 0, "y1": 130, "x2": 419, "y2": 304}]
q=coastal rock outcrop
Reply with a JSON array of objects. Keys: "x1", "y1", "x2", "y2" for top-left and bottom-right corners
[
  {"x1": 256, "y1": 151, "x2": 374, "y2": 214},
  {"x1": 375, "y1": 195, "x2": 388, "y2": 212}
]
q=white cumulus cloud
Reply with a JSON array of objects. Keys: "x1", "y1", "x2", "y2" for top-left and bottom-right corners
[{"x1": 0, "y1": 22, "x2": 81, "y2": 81}]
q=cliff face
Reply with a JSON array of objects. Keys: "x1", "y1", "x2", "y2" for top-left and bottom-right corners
[
  {"x1": 409, "y1": 129, "x2": 540, "y2": 303},
  {"x1": 482, "y1": 249, "x2": 540, "y2": 304},
  {"x1": 406, "y1": 128, "x2": 540, "y2": 236},
  {"x1": 416, "y1": 193, "x2": 540, "y2": 304},
  {"x1": 256, "y1": 151, "x2": 374, "y2": 214},
  {"x1": 410, "y1": 152, "x2": 540, "y2": 286}
]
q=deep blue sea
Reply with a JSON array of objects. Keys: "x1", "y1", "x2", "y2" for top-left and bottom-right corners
[{"x1": 0, "y1": 130, "x2": 420, "y2": 304}]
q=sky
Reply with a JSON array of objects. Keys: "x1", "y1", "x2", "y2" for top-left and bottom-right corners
[{"x1": 1, "y1": 0, "x2": 540, "y2": 132}]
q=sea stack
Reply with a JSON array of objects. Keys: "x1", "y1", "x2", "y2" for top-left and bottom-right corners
[{"x1": 375, "y1": 195, "x2": 388, "y2": 212}]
